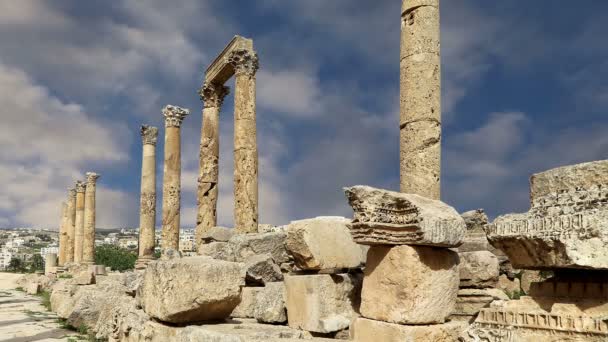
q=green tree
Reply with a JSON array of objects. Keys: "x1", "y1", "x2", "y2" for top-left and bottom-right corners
[
  {"x1": 30, "y1": 254, "x2": 44, "y2": 272},
  {"x1": 8, "y1": 257, "x2": 25, "y2": 272},
  {"x1": 95, "y1": 245, "x2": 137, "y2": 272}
]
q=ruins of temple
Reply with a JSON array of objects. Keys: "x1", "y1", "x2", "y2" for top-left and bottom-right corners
[{"x1": 33, "y1": 1, "x2": 608, "y2": 341}]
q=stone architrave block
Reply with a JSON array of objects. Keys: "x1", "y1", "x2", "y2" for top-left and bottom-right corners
[
  {"x1": 138, "y1": 256, "x2": 245, "y2": 323},
  {"x1": 487, "y1": 160, "x2": 608, "y2": 270},
  {"x1": 361, "y1": 245, "x2": 459, "y2": 324},
  {"x1": 351, "y1": 317, "x2": 466, "y2": 342},
  {"x1": 344, "y1": 185, "x2": 465, "y2": 247},
  {"x1": 285, "y1": 216, "x2": 366, "y2": 270},
  {"x1": 284, "y1": 273, "x2": 361, "y2": 333},
  {"x1": 459, "y1": 251, "x2": 499, "y2": 288}
]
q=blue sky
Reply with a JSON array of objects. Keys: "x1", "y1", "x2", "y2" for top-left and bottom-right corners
[{"x1": 0, "y1": 1, "x2": 607, "y2": 229}]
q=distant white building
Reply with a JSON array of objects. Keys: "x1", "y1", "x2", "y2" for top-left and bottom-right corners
[
  {"x1": 0, "y1": 248, "x2": 13, "y2": 270},
  {"x1": 40, "y1": 246, "x2": 59, "y2": 258}
]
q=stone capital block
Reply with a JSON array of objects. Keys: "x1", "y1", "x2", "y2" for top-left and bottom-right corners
[
  {"x1": 361, "y1": 245, "x2": 459, "y2": 324},
  {"x1": 284, "y1": 273, "x2": 361, "y2": 333},
  {"x1": 344, "y1": 185, "x2": 465, "y2": 247}
]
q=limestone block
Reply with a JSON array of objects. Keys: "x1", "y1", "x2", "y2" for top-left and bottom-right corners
[
  {"x1": 344, "y1": 186, "x2": 465, "y2": 247},
  {"x1": 351, "y1": 317, "x2": 466, "y2": 342},
  {"x1": 200, "y1": 226, "x2": 235, "y2": 243},
  {"x1": 520, "y1": 270, "x2": 552, "y2": 294},
  {"x1": 231, "y1": 287, "x2": 263, "y2": 318},
  {"x1": 285, "y1": 216, "x2": 366, "y2": 270},
  {"x1": 244, "y1": 253, "x2": 283, "y2": 285},
  {"x1": 172, "y1": 318, "x2": 316, "y2": 341},
  {"x1": 138, "y1": 256, "x2": 245, "y2": 323},
  {"x1": 68, "y1": 279, "x2": 129, "y2": 332},
  {"x1": 50, "y1": 281, "x2": 79, "y2": 318},
  {"x1": 230, "y1": 232, "x2": 290, "y2": 264},
  {"x1": 496, "y1": 274, "x2": 521, "y2": 297},
  {"x1": 122, "y1": 271, "x2": 143, "y2": 297},
  {"x1": 450, "y1": 288, "x2": 508, "y2": 323},
  {"x1": 26, "y1": 282, "x2": 40, "y2": 295},
  {"x1": 459, "y1": 251, "x2": 499, "y2": 288},
  {"x1": 198, "y1": 242, "x2": 235, "y2": 261},
  {"x1": 361, "y1": 245, "x2": 459, "y2": 324},
  {"x1": 285, "y1": 273, "x2": 362, "y2": 333},
  {"x1": 253, "y1": 282, "x2": 287, "y2": 324},
  {"x1": 458, "y1": 209, "x2": 490, "y2": 252},
  {"x1": 73, "y1": 269, "x2": 96, "y2": 285}
]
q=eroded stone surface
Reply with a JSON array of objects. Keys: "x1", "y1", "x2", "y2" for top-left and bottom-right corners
[
  {"x1": 361, "y1": 245, "x2": 459, "y2": 324},
  {"x1": 285, "y1": 273, "x2": 361, "y2": 333},
  {"x1": 459, "y1": 209, "x2": 491, "y2": 252},
  {"x1": 459, "y1": 251, "x2": 499, "y2": 288},
  {"x1": 351, "y1": 317, "x2": 466, "y2": 342},
  {"x1": 450, "y1": 288, "x2": 508, "y2": 323},
  {"x1": 285, "y1": 216, "x2": 366, "y2": 271},
  {"x1": 230, "y1": 232, "x2": 290, "y2": 264},
  {"x1": 344, "y1": 185, "x2": 465, "y2": 247},
  {"x1": 138, "y1": 257, "x2": 244, "y2": 323},
  {"x1": 198, "y1": 241, "x2": 235, "y2": 261},
  {"x1": 244, "y1": 253, "x2": 283, "y2": 285}
]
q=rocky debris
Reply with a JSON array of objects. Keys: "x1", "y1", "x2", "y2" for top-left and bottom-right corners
[
  {"x1": 253, "y1": 282, "x2": 287, "y2": 324},
  {"x1": 450, "y1": 288, "x2": 509, "y2": 323},
  {"x1": 73, "y1": 269, "x2": 96, "y2": 285},
  {"x1": 50, "y1": 280, "x2": 79, "y2": 318},
  {"x1": 459, "y1": 251, "x2": 499, "y2": 288},
  {"x1": 258, "y1": 224, "x2": 286, "y2": 234},
  {"x1": 230, "y1": 232, "x2": 290, "y2": 265},
  {"x1": 95, "y1": 291, "x2": 138, "y2": 340},
  {"x1": 496, "y1": 274, "x2": 521, "y2": 297},
  {"x1": 231, "y1": 287, "x2": 263, "y2": 319},
  {"x1": 138, "y1": 256, "x2": 245, "y2": 323},
  {"x1": 344, "y1": 185, "x2": 466, "y2": 247},
  {"x1": 67, "y1": 278, "x2": 130, "y2": 331},
  {"x1": 26, "y1": 282, "x2": 41, "y2": 295},
  {"x1": 520, "y1": 270, "x2": 552, "y2": 294},
  {"x1": 285, "y1": 216, "x2": 366, "y2": 271},
  {"x1": 360, "y1": 245, "x2": 459, "y2": 324},
  {"x1": 122, "y1": 271, "x2": 144, "y2": 297},
  {"x1": 285, "y1": 273, "x2": 362, "y2": 333},
  {"x1": 351, "y1": 317, "x2": 467, "y2": 342},
  {"x1": 244, "y1": 253, "x2": 283, "y2": 285},
  {"x1": 161, "y1": 248, "x2": 183, "y2": 260},
  {"x1": 198, "y1": 241, "x2": 236, "y2": 261},
  {"x1": 17, "y1": 273, "x2": 55, "y2": 292},
  {"x1": 200, "y1": 226, "x2": 235, "y2": 243}
]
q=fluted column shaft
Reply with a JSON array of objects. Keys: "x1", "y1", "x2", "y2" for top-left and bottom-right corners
[
  {"x1": 138, "y1": 126, "x2": 158, "y2": 264},
  {"x1": 58, "y1": 202, "x2": 68, "y2": 266},
  {"x1": 196, "y1": 83, "x2": 229, "y2": 249},
  {"x1": 229, "y1": 49, "x2": 259, "y2": 233},
  {"x1": 82, "y1": 172, "x2": 100, "y2": 264},
  {"x1": 73, "y1": 181, "x2": 86, "y2": 263},
  {"x1": 65, "y1": 188, "x2": 76, "y2": 263},
  {"x1": 161, "y1": 105, "x2": 189, "y2": 253},
  {"x1": 399, "y1": 0, "x2": 441, "y2": 200}
]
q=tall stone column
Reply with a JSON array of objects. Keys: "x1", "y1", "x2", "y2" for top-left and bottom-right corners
[
  {"x1": 65, "y1": 188, "x2": 76, "y2": 263},
  {"x1": 137, "y1": 125, "x2": 158, "y2": 266},
  {"x1": 196, "y1": 82, "x2": 229, "y2": 248},
  {"x1": 161, "y1": 105, "x2": 190, "y2": 253},
  {"x1": 82, "y1": 172, "x2": 100, "y2": 264},
  {"x1": 228, "y1": 49, "x2": 259, "y2": 233},
  {"x1": 58, "y1": 202, "x2": 68, "y2": 266},
  {"x1": 73, "y1": 181, "x2": 86, "y2": 263},
  {"x1": 399, "y1": 0, "x2": 441, "y2": 200}
]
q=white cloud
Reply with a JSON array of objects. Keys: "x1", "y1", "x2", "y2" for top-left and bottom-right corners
[{"x1": 257, "y1": 69, "x2": 322, "y2": 117}]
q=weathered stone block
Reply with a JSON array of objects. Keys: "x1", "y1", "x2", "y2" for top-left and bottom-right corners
[
  {"x1": 198, "y1": 241, "x2": 235, "y2": 261},
  {"x1": 285, "y1": 216, "x2": 366, "y2": 271},
  {"x1": 244, "y1": 253, "x2": 283, "y2": 285},
  {"x1": 450, "y1": 288, "x2": 508, "y2": 323},
  {"x1": 496, "y1": 274, "x2": 521, "y2": 297},
  {"x1": 459, "y1": 251, "x2": 499, "y2": 288},
  {"x1": 73, "y1": 269, "x2": 96, "y2": 285},
  {"x1": 26, "y1": 282, "x2": 40, "y2": 295},
  {"x1": 230, "y1": 232, "x2": 290, "y2": 264},
  {"x1": 351, "y1": 317, "x2": 466, "y2": 342},
  {"x1": 458, "y1": 209, "x2": 490, "y2": 252},
  {"x1": 231, "y1": 287, "x2": 263, "y2": 319},
  {"x1": 361, "y1": 245, "x2": 459, "y2": 324},
  {"x1": 344, "y1": 185, "x2": 465, "y2": 247},
  {"x1": 254, "y1": 282, "x2": 287, "y2": 324},
  {"x1": 200, "y1": 226, "x2": 235, "y2": 243},
  {"x1": 285, "y1": 273, "x2": 361, "y2": 333},
  {"x1": 138, "y1": 256, "x2": 245, "y2": 323}
]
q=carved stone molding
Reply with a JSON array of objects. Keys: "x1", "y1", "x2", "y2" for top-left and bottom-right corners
[
  {"x1": 140, "y1": 125, "x2": 159, "y2": 145},
  {"x1": 75, "y1": 181, "x2": 86, "y2": 193},
  {"x1": 86, "y1": 172, "x2": 100, "y2": 186},
  {"x1": 162, "y1": 105, "x2": 190, "y2": 128},
  {"x1": 68, "y1": 188, "x2": 76, "y2": 199},
  {"x1": 198, "y1": 82, "x2": 230, "y2": 108},
  {"x1": 228, "y1": 49, "x2": 259, "y2": 77}
]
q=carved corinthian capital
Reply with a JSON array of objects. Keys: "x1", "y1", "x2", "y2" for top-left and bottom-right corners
[
  {"x1": 198, "y1": 82, "x2": 230, "y2": 108},
  {"x1": 85, "y1": 172, "x2": 100, "y2": 185},
  {"x1": 75, "y1": 181, "x2": 86, "y2": 193},
  {"x1": 68, "y1": 188, "x2": 76, "y2": 199},
  {"x1": 228, "y1": 49, "x2": 259, "y2": 77},
  {"x1": 162, "y1": 105, "x2": 190, "y2": 128},
  {"x1": 140, "y1": 125, "x2": 159, "y2": 145}
]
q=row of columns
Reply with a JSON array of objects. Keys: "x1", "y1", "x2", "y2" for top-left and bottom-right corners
[{"x1": 58, "y1": 174, "x2": 100, "y2": 266}]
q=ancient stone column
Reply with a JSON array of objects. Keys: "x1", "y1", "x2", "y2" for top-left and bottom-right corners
[
  {"x1": 65, "y1": 188, "x2": 77, "y2": 263},
  {"x1": 137, "y1": 125, "x2": 159, "y2": 266},
  {"x1": 161, "y1": 105, "x2": 190, "y2": 253},
  {"x1": 228, "y1": 49, "x2": 259, "y2": 233},
  {"x1": 73, "y1": 181, "x2": 86, "y2": 263},
  {"x1": 45, "y1": 253, "x2": 57, "y2": 275},
  {"x1": 399, "y1": 0, "x2": 441, "y2": 200},
  {"x1": 58, "y1": 202, "x2": 68, "y2": 266},
  {"x1": 82, "y1": 172, "x2": 100, "y2": 264},
  {"x1": 196, "y1": 82, "x2": 229, "y2": 248}
]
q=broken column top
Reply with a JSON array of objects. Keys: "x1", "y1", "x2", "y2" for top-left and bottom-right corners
[
  {"x1": 75, "y1": 180, "x2": 86, "y2": 193},
  {"x1": 140, "y1": 125, "x2": 159, "y2": 145},
  {"x1": 205, "y1": 35, "x2": 255, "y2": 84},
  {"x1": 487, "y1": 159, "x2": 608, "y2": 270},
  {"x1": 344, "y1": 185, "x2": 465, "y2": 247},
  {"x1": 85, "y1": 172, "x2": 100, "y2": 184},
  {"x1": 162, "y1": 105, "x2": 190, "y2": 128}
]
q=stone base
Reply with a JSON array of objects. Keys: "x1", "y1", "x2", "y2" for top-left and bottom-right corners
[{"x1": 351, "y1": 317, "x2": 466, "y2": 342}]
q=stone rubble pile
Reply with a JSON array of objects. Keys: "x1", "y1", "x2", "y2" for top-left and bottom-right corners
[{"x1": 344, "y1": 185, "x2": 467, "y2": 341}]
